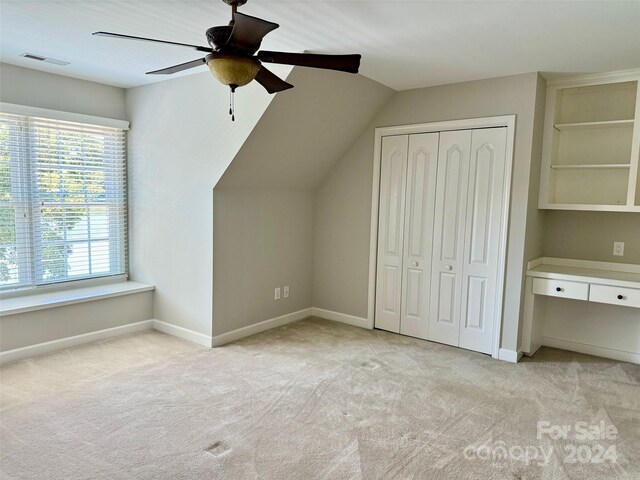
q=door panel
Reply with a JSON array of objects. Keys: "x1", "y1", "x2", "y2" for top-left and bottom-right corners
[
  {"x1": 465, "y1": 276, "x2": 486, "y2": 330},
  {"x1": 428, "y1": 130, "x2": 472, "y2": 347},
  {"x1": 399, "y1": 133, "x2": 439, "y2": 339},
  {"x1": 459, "y1": 127, "x2": 508, "y2": 354},
  {"x1": 375, "y1": 135, "x2": 408, "y2": 333},
  {"x1": 437, "y1": 272, "x2": 457, "y2": 324}
]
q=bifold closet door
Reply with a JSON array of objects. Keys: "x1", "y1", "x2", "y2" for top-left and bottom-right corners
[
  {"x1": 375, "y1": 135, "x2": 409, "y2": 333},
  {"x1": 399, "y1": 133, "x2": 439, "y2": 339},
  {"x1": 428, "y1": 130, "x2": 472, "y2": 347},
  {"x1": 376, "y1": 127, "x2": 509, "y2": 354},
  {"x1": 428, "y1": 127, "x2": 508, "y2": 352},
  {"x1": 458, "y1": 127, "x2": 508, "y2": 354}
]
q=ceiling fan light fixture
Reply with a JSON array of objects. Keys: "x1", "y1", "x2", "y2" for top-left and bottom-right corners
[{"x1": 206, "y1": 54, "x2": 260, "y2": 89}]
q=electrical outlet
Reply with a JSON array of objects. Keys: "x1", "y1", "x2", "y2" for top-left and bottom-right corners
[
  {"x1": 274, "y1": 287, "x2": 281, "y2": 300},
  {"x1": 283, "y1": 285, "x2": 290, "y2": 298},
  {"x1": 613, "y1": 242, "x2": 624, "y2": 257}
]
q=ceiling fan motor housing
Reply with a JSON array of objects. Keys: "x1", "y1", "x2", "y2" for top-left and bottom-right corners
[{"x1": 206, "y1": 26, "x2": 232, "y2": 50}]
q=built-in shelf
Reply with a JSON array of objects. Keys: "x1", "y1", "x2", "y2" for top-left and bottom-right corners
[
  {"x1": 553, "y1": 119, "x2": 634, "y2": 131},
  {"x1": 550, "y1": 164, "x2": 630, "y2": 170},
  {"x1": 539, "y1": 72, "x2": 640, "y2": 211}
]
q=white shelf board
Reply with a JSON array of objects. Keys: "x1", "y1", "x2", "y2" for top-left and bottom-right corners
[
  {"x1": 539, "y1": 203, "x2": 640, "y2": 212},
  {"x1": 554, "y1": 119, "x2": 634, "y2": 131},
  {"x1": 550, "y1": 164, "x2": 630, "y2": 170}
]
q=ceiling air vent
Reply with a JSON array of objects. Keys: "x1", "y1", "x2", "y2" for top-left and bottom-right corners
[{"x1": 19, "y1": 53, "x2": 69, "y2": 66}]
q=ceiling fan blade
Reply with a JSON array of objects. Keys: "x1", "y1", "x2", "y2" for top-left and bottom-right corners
[
  {"x1": 257, "y1": 51, "x2": 361, "y2": 74},
  {"x1": 146, "y1": 58, "x2": 207, "y2": 75},
  {"x1": 93, "y1": 31, "x2": 213, "y2": 53},
  {"x1": 254, "y1": 66, "x2": 294, "y2": 94},
  {"x1": 225, "y1": 13, "x2": 279, "y2": 54}
]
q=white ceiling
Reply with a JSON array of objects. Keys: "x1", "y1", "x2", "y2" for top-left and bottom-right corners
[{"x1": 1, "y1": 1, "x2": 639, "y2": 91}]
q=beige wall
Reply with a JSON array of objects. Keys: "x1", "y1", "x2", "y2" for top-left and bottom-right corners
[
  {"x1": 543, "y1": 211, "x2": 640, "y2": 263},
  {"x1": 0, "y1": 63, "x2": 126, "y2": 120},
  {"x1": 313, "y1": 72, "x2": 543, "y2": 353},
  {"x1": 212, "y1": 189, "x2": 314, "y2": 335},
  {"x1": 126, "y1": 69, "x2": 287, "y2": 337},
  {"x1": 217, "y1": 68, "x2": 395, "y2": 190},
  {"x1": 542, "y1": 297, "x2": 640, "y2": 359},
  {"x1": 313, "y1": 127, "x2": 377, "y2": 316},
  {"x1": 0, "y1": 292, "x2": 153, "y2": 351}
]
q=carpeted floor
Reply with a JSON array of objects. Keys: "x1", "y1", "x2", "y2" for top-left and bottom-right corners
[{"x1": 1, "y1": 317, "x2": 638, "y2": 479}]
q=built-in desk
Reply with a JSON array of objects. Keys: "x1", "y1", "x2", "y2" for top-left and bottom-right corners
[{"x1": 521, "y1": 258, "x2": 640, "y2": 361}]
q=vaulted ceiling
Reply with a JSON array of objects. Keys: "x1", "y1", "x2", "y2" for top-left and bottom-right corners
[{"x1": 1, "y1": 1, "x2": 639, "y2": 91}]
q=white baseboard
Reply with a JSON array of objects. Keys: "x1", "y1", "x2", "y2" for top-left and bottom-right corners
[
  {"x1": 311, "y1": 308, "x2": 370, "y2": 329},
  {"x1": 542, "y1": 336, "x2": 640, "y2": 365},
  {"x1": 211, "y1": 308, "x2": 312, "y2": 347},
  {"x1": 152, "y1": 320, "x2": 212, "y2": 348},
  {"x1": 0, "y1": 320, "x2": 154, "y2": 365},
  {"x1": 498, "y1": 348, "x2": 523, "y2": 363}
]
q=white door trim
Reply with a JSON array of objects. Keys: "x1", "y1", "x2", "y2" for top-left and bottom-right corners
[{"x1": 367, "y1": 115, "x2": 516, "y2": 359}]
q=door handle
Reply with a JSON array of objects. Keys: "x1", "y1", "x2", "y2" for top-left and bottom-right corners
[
  {"x1": 412, "y1": 261, "x2": 419, "y2": 267},
  {"x1": 444, "y1": 265, "x2": 453, "y2": 271}
]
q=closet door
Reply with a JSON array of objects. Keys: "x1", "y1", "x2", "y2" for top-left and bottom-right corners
[
  {"x1": 399, "y1": 133, "x2": 439, "y2": 339},
  {"x1": 428, "y1": 130, "x2": 472, "y2": 347},
  {"x1": 458, "y1": 127, "x2": 508, "y2": 354},
  {"x1": 375, "y1": 135, "x2": 409, "y2": 333}
]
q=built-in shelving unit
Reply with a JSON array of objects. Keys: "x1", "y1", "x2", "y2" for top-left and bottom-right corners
[{"x1": 539, "y1": 70, "x2": 640, "y2": 211}]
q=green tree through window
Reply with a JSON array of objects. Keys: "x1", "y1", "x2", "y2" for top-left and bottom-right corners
[{"x1": 0, "y1": 113, "x2": 127, "y2": 290}]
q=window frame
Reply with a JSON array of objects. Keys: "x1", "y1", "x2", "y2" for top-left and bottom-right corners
[{"x1": 0, "y1": 102, "x2": 130, "y2": 296}]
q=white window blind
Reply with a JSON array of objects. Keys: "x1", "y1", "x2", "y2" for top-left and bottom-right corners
[{"x1": 0, "y1": 112, "x2": 127, "y2": 291}]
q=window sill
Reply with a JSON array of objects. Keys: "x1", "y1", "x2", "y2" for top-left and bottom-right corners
[{"x1": 0, "y1": 281, "x2": 155, "y2": 316}]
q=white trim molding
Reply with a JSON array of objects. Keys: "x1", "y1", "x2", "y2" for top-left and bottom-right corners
[
  {"x1": 368, "y1": 115, "x2": 517, "y2": 360},
  {"x1": 152, "y1": 320, "x2": 212, "y2": 348},
  {"x1": 498, "y1": 348, "x2": 523, "y2": 363},
  {"x1": 0, "y1": 102, "x2": 130, "y2": 130},
  {"x1": 0, "y1": 320, "x2": 154, "y2": 364},
  {"x1": 311, "y1": 308, "x2": 369, "y2": 329},
  {"x1": 544, "y1": 68, "x2": 640, "y2": 87},
  {"x1": 543, "y1": 336, "x2": 640, "y2": 365},
  {"x1": 211, "y1": 308, "x2": 313, "y2": 347}
]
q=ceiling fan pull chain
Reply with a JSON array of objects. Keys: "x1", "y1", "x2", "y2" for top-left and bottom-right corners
[{"x1": 229, "y1": 85, "x2": 237, "y2": 121}]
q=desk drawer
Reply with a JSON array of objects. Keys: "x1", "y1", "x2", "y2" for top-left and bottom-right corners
[
  {"x1": 589, "y1": 284, "x2": 640, "y2": 308},
  {"x1": 532, "y1": 278, "x2": 589, "y2": 300}
]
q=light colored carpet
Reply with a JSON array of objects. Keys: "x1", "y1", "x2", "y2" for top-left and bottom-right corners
[{"x1": 1, "y1": 317, "x2": 639, "y2": 479}]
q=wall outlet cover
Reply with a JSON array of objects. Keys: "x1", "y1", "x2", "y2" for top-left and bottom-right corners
[
  {"x1": 613, "y1": 242, "x2": 625, "y2": 257},
  {"x1": 283, "y1": 285, "x2": 290, "y2": 298}
]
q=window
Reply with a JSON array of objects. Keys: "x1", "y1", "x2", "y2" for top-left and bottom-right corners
[{"x1": 0, "y1": 112, "x2": 127, "y2": 292}]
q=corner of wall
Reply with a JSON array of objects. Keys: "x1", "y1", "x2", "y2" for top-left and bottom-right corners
[
  {"x1": 311, "y1": 91, "x2": 396, "y2": 317},
  {"x1": 126, "y1": 70, "x2": 281, "y2": 338},
  {"x1": 516, "y1": 72, "x2": 548, "y2": 350},
  {"x1": 211, "y1": 69, "x2": 394, "y2": 336}
]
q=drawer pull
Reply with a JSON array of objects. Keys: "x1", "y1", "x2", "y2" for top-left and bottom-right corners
[
  {"x1": 556, "y1": 287, "x2": 563, "y2": 292},
  {"x1": 617, "y1": 295, "x2": 624, "y2": 300}
]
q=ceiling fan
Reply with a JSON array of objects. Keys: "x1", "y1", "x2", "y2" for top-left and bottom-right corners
[{"x1": 93, "y1": 0, "x2": 362, "y2": 120}]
